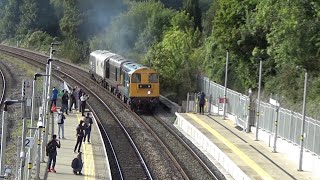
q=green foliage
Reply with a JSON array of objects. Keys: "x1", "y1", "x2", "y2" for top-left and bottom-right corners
[
  {"x1": 183, "y1": 0, "x2": 202, "y2": 31},
  {"x1": 1, "y1": 0, "x2": 320, "y2": 115},
  {"x1": 98, "y1": 1, "x2": 172, "y2": 55},
  {"x1": 59, "y1": 1, "x2": 84, "y2": 39},
  {"x1": 0, "y1": 0, "x2": 22, "y2": 38},
  {"x1": 145, "y1": 11, "x2": 200, "y2": 103},
  {"x1": 59, "y1": 37, "x2": 89, "y2": 63},
  {"x1": 24, "y1": 31, "x2": 54, "y2": 52},
  {"x1": 18, "y1": 0, "x2": 56, "y2": 35}
]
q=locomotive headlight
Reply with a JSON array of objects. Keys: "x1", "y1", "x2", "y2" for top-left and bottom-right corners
[{"x1": 147, "y1": 91, "x2": 151, "y2": 95}]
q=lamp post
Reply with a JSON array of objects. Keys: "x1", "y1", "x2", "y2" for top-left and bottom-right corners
[
  {"x1": 35, "y1": 120, "x2": 43, "y2": 180},
  {"x1": 27, "y1": 73, "x2": 49, "y2": 180},
  {"x1": 40, "y1": 64, "x2": 49, "y2": 162},
  {"x1": 298, "y1": 71, "x2": 308, "y2": 171},
  {"x1": 19, "y1": 80, "x2": 28, "y2": 180},
  {"x1": 223, "y1": 49, "x2": 229, "y2": 119},
  {"x1": 42, "y1": 58, "x2": 59, "y2": 162},
  {"x1": 0, "y1": 100, "x2": 24, "y2": 175},
  {"x1": 255, "y1": 58, "x2": 262, "y2": 141}
]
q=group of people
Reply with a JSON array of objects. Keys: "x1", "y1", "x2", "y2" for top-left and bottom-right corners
[
  {"x1": 50, "y1": 86, "x2": 89, "y2": 116},
  {"x1": 45, "y1": 85, "x2": 93, "y2": 176}
]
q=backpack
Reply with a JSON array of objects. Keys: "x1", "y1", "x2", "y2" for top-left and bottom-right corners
[
  {"x1": 57, "y1": 113, "x2": 65, "y2": 124},
  {"x1": 71, "y1": 158, "x2": 79, "y2": 169},
  {"x1": 46, "y1": 141, "x2": 55, "y2": 155}
]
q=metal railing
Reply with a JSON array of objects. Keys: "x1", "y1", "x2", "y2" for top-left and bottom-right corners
[{"x1": 187, "y1": 76, "x2": 320, "y2": 156}]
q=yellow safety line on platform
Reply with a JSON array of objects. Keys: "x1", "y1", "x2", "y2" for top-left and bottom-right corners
[
  {"x1": 77, "y1": 114, "x2": 96, "y2": 180},
  {"x1": 186, "y1": 113, "x2": 274, "y2": 180}
]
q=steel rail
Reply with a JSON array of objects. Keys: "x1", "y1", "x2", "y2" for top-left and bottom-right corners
[
  {"x1": 152, "y1": 114, "x2": 219, "y2": 179},
  {"x1": 58, "y1": 70, "x2": 152, "y2": 179}
]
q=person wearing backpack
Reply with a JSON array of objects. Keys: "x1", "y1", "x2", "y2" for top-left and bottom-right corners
[
  {"x1": 46, "y1": 134, "x2": 61, "y2": 173},
  {"x1": 71, "y1": 152, "x2": 83, "y2": 175},
  {"x1": 57, "y1": 109, "x2": 66, "y2": 139}
]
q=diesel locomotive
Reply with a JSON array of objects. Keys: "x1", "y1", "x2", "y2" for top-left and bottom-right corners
[{"x1": 89, "y1": 50, "x2": 160, "y2": 111}]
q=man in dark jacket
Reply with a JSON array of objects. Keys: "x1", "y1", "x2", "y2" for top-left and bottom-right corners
[
  {"x1": 61, "y1": 90, "x2": 69, "y2": 115},
  {"x1": 71, "y1": 152, "x2": 83, "y2": 175},
  {"x1": 74, "y1": 120, "x2": 85, "y2": 153},
  {"x1": 46, "y1": 134, "x2": 61, "y2": 173},
  {"x1": 83, "y1": 113, "x2": 93, "y2": 143},
  {"x1": 69, "y1": 88, "x2": 77, "y2": 112},
  {"x1": 198, "y1": 92, "x2": 206, "y2": 115}
]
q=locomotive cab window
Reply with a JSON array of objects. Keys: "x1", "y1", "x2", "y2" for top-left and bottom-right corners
[
  {"x1": 131, "y1": 73, "x2": 141, "y2": 83},
  {"x1": 149, "y1": 73, "x2": 158, "y2": 83}
]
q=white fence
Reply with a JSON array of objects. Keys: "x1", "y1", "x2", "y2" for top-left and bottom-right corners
[{"x1": 187, "y1": 76, "x2": 320, "y2": 156}]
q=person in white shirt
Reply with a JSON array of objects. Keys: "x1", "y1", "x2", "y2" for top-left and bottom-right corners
[{"x1": 80, "y1": 93, "x2": 89, "y2": 116}]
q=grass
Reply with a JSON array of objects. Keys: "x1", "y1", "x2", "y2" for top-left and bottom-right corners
[{"x1": 0, "y1": 53, "x2": 51, "y2": 177}]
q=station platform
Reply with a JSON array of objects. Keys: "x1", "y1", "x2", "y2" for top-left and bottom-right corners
[
  {"x1": 37, "y1": 110, "x2": 111, "y2": 180},
  {"x1": 174, "y1": 113, "x2": 320, "y2": 180}
]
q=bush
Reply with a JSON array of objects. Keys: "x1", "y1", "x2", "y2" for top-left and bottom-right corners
[{"x1": 60, "y1": 38, "x2": 89, "y2": 63}]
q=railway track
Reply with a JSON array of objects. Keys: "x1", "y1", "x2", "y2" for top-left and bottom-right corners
[
  {"x1": 0, "y1": 60, "x2": 16, "y2": 107},
  {"x1": 140, "y1": 110, "x2": 223, "y2": 180},
  {"x1": 0, "y1": 62, "x2": 5, "y2": 106},
  {"x1": 0, "y1": 45, "x2": 188, "y2": 179},
  {"x1": 0, "y1": 45, "x2": 227, "y2": 179}
]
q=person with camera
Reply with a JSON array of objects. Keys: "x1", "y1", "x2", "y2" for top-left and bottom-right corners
[{"x1": 46, "y1": 134, "x2": 61, "y2": 173}]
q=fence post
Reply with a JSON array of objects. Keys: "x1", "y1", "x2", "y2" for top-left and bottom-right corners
[
  {"x1": 273, "y1": 105, "x2": 280, "y2": 153},
  {"x1": 186, "y1": 93, "x2": 189, "y2": 113},
  {"x1": 208, "y1": 94, "x2": 212, "y2": 115},
  {"x1": 246, "y1": 89, "x2": 252, "y2": 133}
]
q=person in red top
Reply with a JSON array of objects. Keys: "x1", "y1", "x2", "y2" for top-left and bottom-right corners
[{"x1": 46, "y1": 134, "x2": 61, "y2": 173}]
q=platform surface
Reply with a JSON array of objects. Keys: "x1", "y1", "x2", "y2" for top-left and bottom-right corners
[
  {"x1": 35, "y1": 109, "x2": 110, "y2": 180},
  {"x1": 175, "y1": 113, "x2": 319, "y2": 180}
]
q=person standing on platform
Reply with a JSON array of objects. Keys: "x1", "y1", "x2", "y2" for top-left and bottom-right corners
[
  {"x1": 57, "y1": 109, "x2": 66, "y2": 139},
  {"x1": 83, "y1": 113, "x2": 93, "y2": 143},
  {"x1": 61, "y1": 90, "x2": 69, "y2": 115},
  {"x1": 77, "y1": 88, "x2": 84, "y2": 111},
  {"x1": 198, "y1": 92, "x2": 206, "y2": 115},
  {"x1": 71, "y1": 152, "x2": 83, "y2": 175},
  {"x1": 74, "y1": 120, "x2": 85, "y2": 153},
  {"x1": 50, "y1": 87, "x2": 59, "y2": 109},
  {"x1": 69, "y1": 88, "x2": 77, "y2": 112},
  {"x1": 80, "y1": 93, "x2": 89, "y2": 116},
  {"x1": 46, "y1": 134, "x2": 61, "y2": 173}
]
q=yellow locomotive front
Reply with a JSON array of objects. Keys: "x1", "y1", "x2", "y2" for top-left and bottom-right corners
[{"x1": 128, "y1": 67, "x2": 160, "y2": 111}]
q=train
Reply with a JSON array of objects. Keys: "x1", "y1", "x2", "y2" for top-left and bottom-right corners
[{"x1": 89, "y1": 50, "x2": 160, "y2": 112}]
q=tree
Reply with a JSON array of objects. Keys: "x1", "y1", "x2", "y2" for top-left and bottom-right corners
[
  {"x1": 59, "y1": 0, "x2": 84, "y2": 39},
  {"x1": 145, "y1": 11, "x2": 200, "y2": 103},
  {"x1": 183, "y1": 0, "x2": 202, "y2": 31},
  {"x1": 18, "y1": 0, "x2": 56, "y2": 35},
  {"x1": 0, "y1": 0, "x2": 22, "y2": 38}
]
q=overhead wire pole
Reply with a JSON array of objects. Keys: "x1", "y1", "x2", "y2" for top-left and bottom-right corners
[
  {"x1": 0, "y1": 100, "x2": 24, "y2": 177},
  {"x1": 41, "y1": 65, "x2": 49, "y2": 162},
  {"x1": 41, "y1": 42, "x2": 59, "y2": 162},
  {"x1": 48, "y1": 43, "x2": 58, "y2": 139},
  {"x1": 27, "y1": 73, "x2": 49, "y2": 180},
  {"x1": 19, "y1": 80, "x2": 27, "y2": 180},
  {"x1": 44, "y1": 59, "x2": 53, "y2": 160},
  {"x1": 255, "y1": 58, "x2": 262, "y2": 141},
  {"x1": 0, "y1": 103, "x2": 9, "y2": 175},
  {"x1": 298, "y1": 71, "x2": 308, "y2": 171},
  {"x1": 223, "y1": 49, "x2": 229, "y2": 119}
]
